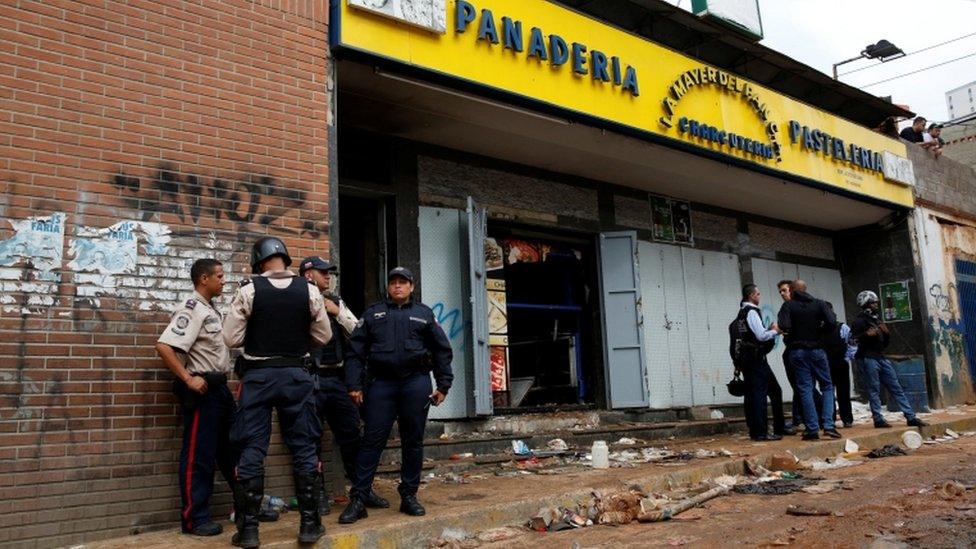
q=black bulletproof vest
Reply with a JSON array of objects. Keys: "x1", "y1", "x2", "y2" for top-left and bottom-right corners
[
  {"x1": 317, "y1": 297, "x2": 344, "y2": 366},
  {"x1": 244, "y1": 276, "x2": 311, "y2": 357},
  {"x1": 736, "y1": 305, "x2": 762, "y2": 347}
]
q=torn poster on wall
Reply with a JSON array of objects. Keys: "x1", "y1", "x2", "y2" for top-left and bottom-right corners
[{"x1": 0, "y1": 213, "x2": 67, "y2": 314}]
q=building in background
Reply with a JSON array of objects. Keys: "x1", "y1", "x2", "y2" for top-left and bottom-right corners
[
  {"x1": 947, "y1": 80, "x2": 976, "y2": 119},
  {"x1": 942, "y1": 112, "x2": 976, "y2": 170}
]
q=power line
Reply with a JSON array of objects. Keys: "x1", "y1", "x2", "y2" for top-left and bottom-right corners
[
  {"x1": 838, "y1": 31, "x2": 976, "y2": 77},
  {"x1": 859, "y1": 51, "x2": 976, "y2": 88}
]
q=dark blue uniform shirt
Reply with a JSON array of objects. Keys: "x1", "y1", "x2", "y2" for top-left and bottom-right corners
[{"x1": 344, "y1": 299, "x2": 454, "y2": 394}]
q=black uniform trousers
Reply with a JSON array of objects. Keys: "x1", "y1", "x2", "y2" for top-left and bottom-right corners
[
  {"x1": 741, "y1": 351, "x2": 786, "y2": 438},
  {"x1": 175, "y1": 379, "x2": 237, "y2": 531},
  {"x1": 313, "y1": 370, "x2": 362, "y2": 481},
  {"x1": 783, "y1": 348, "x2": 823, "y2": 426},
  {"x1": 351, "y1": 373, "x2": 431, "y2": 500},
  {"x1": 231, "y1": 367, "x2": 322, "y2": 480},
  {"x1": 829, "y1": 353, "x2": 854, "y2": 425}
]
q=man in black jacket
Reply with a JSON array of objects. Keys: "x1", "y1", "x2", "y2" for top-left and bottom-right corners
[
  {"x1": 777, "y1": 280, "x2": 840, "y2": 441},
  {"x1": 851, "y1": 290, "x2": 929, "y2": 429}
]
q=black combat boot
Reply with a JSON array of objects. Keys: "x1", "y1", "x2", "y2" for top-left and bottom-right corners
[
  {"x1": 399, "y1": 494, "x2": 426, "y2": 516},
  {"x1": 338, "y1": 496, "x2": 367, "y2": 524},
  {"x1": 232, "y1": 476, "x2": 262, "y2": 549},
  {"x1": 361, "y1": 488, "x2": 390, "y2": 509},
  {"x1": 295, "y1": 472, "x2": 326, "y2": 544}
]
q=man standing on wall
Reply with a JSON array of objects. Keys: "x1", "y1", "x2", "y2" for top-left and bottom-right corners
[
  {"x1": 155, "y1": 259, "x2": 235, "y2": 537},
  {"x1": 778, "y1": 280, "x2": 840, "y2": 441},
  {"x1": 778, "y1": 279, "x2": 822, "y2": 432},
  {"x1": 223, "y1": 238, "x2": 332, "y2": 548},
  {"x1": 851, "y1": 290, "x2": 929, "y2": 429},
  {"x1": 735, "y1": 284, "x2": 790, "y2": 440},
  {"x1": 338, "y1": 267, "x2": 454, "y2": 524},
  {"x1": 299, "y1": 256, "x2": 390, "y2": 515}
]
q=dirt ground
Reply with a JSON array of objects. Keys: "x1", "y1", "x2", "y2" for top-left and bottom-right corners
[{"x1": 481, "y1": 435, "x2": 976, "y2": 548}]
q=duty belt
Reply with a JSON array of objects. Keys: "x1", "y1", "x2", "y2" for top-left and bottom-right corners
[
  {"x1": 235, "y1": 355, "x2": 311, "y2": 373},
  {"x1": 191, "y1": 372, "x2": 228, "y2": 387}
]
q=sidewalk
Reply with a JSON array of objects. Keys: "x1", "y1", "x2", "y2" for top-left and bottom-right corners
[{"x1": 89, "y1": 405, "x2": 976, "y2": 549}]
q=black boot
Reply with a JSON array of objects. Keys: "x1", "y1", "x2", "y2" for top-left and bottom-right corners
[
  {"x1": 232, "y1": 477, "x2": 262, "y2": 549},
  {"x1": 399, "y1": 494, "x2": 426, "y2": 516},
  {"x1": 361, "y1": 488, "x2": 390, "y2": 509},
  {"x1": 318, "y1": 473, "x2": 331, "y2": 516},
  {"x1": 338, "y1": 496, "x2": 367, "y2": 524},
  {"x1": 295, "y1": 473, "x2": 326, "y2": 544}
]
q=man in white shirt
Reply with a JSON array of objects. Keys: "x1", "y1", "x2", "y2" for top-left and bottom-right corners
[{"x1": 736, "y1": 284, "x2": 791, "y2": 441}]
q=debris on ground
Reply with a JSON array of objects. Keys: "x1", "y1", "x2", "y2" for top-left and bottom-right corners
[
  {"x1": 937, "y1": 480, "x2": 967, "y2": 500},
  {"x1": 867, "y1": 445, "x2": 908, "y2": 459},
  {"x1": 512, "y1": 440, "x2": 531, "y2": 456},
  {"x1": 786, "y1": 504, "x2": 839, "y2": 517},
  {"x1": 547, "y1": 438, "x2": 569, "y2": 451},
  {"x1": 769, "y1": 453, "x2": 800, "y2": 472},
  {"x1": 845, "y1": 439, "x2": 860, "y2": 453},
  {"x1": 945, "y1": 428, "x2": 960, "y2": 439},
  {"x1": 475, "y1": 526, "x2": 523, "y2": 543},
  {"x1": 733, "y1": 477, "x2": 822, "y2": 495},
  {"x1": 615, "y1": 437, "x2": 640, "y2": 445},
  {"x1": 801, "y1": 455, "x2": 863, "y2": 471},
  {"x1": 637, "y1": 485, "x2": 730, "y2": 522},
  {"x1": 450, "y1": 453, "x2": 474, "y2": 460},
  {"x1": 801, "y1": 479, "x2": 849, "y2": 494}
]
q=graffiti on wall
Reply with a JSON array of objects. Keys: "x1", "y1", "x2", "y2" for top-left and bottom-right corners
[
  {"x1": 929, "y1": 282, "x2": 958, "y2": 315},
  {"x1": 112, "y1": 165, "x2": 329, "y2": 238}
]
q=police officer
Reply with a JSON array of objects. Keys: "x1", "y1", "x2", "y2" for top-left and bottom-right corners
[
  {"x1": 155, "y1": 258, "x2": 235, "y2": 537},
  {"x1": 298, "y1": 256, "x2": 390, "y2": 514},
  {"x1": 338, "y1": 267, "x2": 453, "y2": 524},
  {"x1": 223, "y1": 237, "x2": 332, "y2": 548}
]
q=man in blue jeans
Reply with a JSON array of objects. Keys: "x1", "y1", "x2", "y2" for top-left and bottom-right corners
[
  {"x1": 851, "y1": 290, "x2": 929, "y2": 429},
  {"x1": 777, "y1": 280, "x2": 841, "y2": 441}
]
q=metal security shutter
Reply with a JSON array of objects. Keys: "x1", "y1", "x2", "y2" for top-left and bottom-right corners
[
  {"x1": 598, "y1": 232, "x2": 650, "y2": 408},
  {"x1": 640, "y1": 242, "x2": 741, "y2": 407},
  {"x1": 465, "y1": 197, "x2": 492, "y2": 416},
  {"x1": 419, "y1": 206, "x2": 470, "y2": 419}
]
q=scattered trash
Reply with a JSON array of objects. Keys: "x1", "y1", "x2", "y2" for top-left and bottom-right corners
[
  {"x1": 845, "y1": 439, "x2": 860, "y2": 453},
  {"x1": 512, "y1": 440, "x2": 531, "y2": 456},
  {"x1": 786, "y1": 504, "x2": 837, "y2": 517},
  {"x1": 710, "y1": 410, "x2": 725, "y2": 419},
  {"x1": 591, "y1": 441, "x2": 610, "y2": 469},
  {"x1": 439, "y1": 527, "x2": 469, "y2": 542},
  {"x1": 866, "y1": 445, "x2": 908, "y2": 459},
  {"x1": 694, "y1": 449, "x2": 718, "y2": 459},
  {"x1": 450, "y1": 453, "x2": 474, "y2": 460},
  {"x1": 954, "y1": 504, "x2": 976, "y2": 511},
  {"x1": 769, "y1": 453, "x2": 799, "y2": 472},
  {"x1": 938, "y1": 481, "x2": 967, "y2": 500},
  {"x1": 529, "y1": 507, "x2": 561, "y2": 532},
  {"x1": 733, "y1": 478, "x2": 822, "y2": 495},
  {"x1": 902, "y1": 431, "x2": 923, "y2": 450},
  {"x1": 547, "y1": 438, "x2": 569, "y2": 451},
  {"x1": 637, "y1": 485, "x2": 730, "y2": 522},
  {"x1": 616, "y1": 437, "x2": 638, "y2": 445},
  {"x1": 801, "y1": 455, "x2": 862, "y2": 471},
  {"x1": 945, "y1": 428, "x2": 960, "y2": 439}
]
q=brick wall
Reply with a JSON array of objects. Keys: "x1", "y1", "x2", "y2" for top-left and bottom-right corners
[
  {"x1": 0, "y1": 1, "x2": 331, "y2": 547},
  {"x1": 908, "y1": 139, "x2": 976, "y2": 218}
]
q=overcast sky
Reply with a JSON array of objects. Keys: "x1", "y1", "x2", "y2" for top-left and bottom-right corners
[{"x1": 675, "y1": 0, "x2": 976, "y2": 123}]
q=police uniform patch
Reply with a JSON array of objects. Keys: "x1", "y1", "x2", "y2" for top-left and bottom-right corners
[
  {"x1": 373, "y1": 311, "x2": 386, "y2": 319},
  {"x1": 176, "y1": 314, "x2": 191, "y2": 329},
  {"x1": 171, "y1": 327, "x2": 186, "y2": 336},
  {"x1": 184, "y1": 299, "x2": 197, "y2": 310},
  {"x1": 409, "y1": 316, "x2": 428, "y2": 324}
]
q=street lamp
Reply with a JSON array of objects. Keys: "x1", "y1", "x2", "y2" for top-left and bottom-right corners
[{"x1": 832, "y1": 39, "x2": 905, "y2": 79}]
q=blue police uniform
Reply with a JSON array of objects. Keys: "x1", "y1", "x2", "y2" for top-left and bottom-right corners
[
  {"x1": 222, "y1": 260, "x2": 333, "y2": 547},
  {"x1": 344, "y1": 294, "x2": 453, "y2": 508}
]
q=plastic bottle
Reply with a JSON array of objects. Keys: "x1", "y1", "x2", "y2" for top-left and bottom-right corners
[{"x1": 591, "y1": 440, "x2": 609, "y2": 469}]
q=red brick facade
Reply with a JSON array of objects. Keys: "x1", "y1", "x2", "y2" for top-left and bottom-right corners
[{"x1": 0, "y1": 1, "x2": 331, "y2": 546}]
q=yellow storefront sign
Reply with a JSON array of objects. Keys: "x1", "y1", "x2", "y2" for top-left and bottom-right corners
[{"x1": 333, "y1": 0, "x2": 914, "y2": 209}]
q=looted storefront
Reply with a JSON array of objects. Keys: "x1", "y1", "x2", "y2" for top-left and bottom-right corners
[{"x1": 329, "y1": 0, "x2": 917, "y2": 418}]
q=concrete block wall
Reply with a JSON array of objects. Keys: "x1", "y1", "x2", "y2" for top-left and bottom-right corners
[
  {"x1": 908, "y1": 139, "x2": 976, "y2": 216},
  {"x1": 0, "y1": 1, "x2": 331, "y2": 546}
]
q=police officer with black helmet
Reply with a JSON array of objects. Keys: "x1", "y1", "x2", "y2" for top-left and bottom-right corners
[
  {"x1": 298, "y1": 256, "x2": 390, "y2": 515},
  {"x1": 338, "y1": 267, "x2": 453, "y2": 524},
  {"x1": 223, "y1": 237, "x2": 332, "y2": 547}
]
